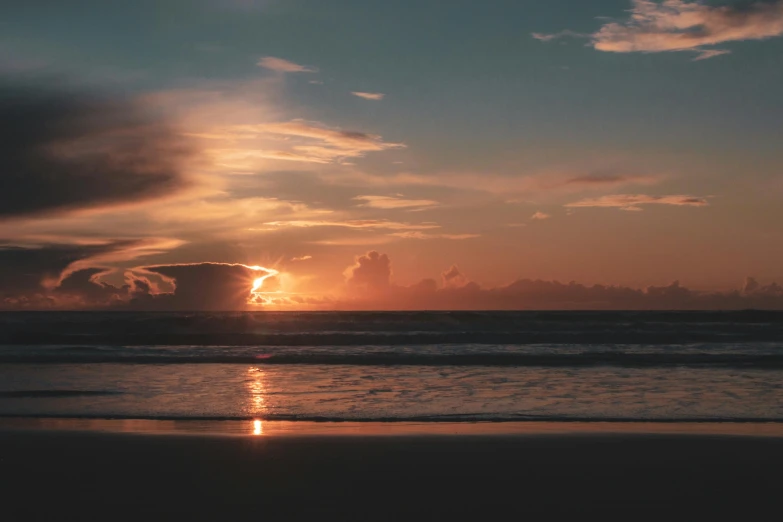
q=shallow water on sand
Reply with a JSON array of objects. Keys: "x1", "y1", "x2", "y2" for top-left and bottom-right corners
[{"x1": 1, "y1": 363, "x2": 781, "y2": 421}]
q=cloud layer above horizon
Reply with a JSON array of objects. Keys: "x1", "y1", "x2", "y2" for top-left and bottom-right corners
[
  {"x1": 2, "y1": 247, "x2": 782, "y2": 310},
  {"x1": 1, "y1": 0, "x2": 782, "y2": 310}
]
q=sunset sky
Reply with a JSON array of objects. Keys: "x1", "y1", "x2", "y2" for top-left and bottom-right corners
[{"x1": 1, "y1": 0, "x2": 782, "y2": 309}]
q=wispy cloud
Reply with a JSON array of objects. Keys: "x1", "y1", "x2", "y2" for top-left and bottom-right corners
[
  {"x1": 309, "y1": 236, "x2": 397, "y2": 246},
  {"x1": 533, "y1": 0, "x2": 783, "y2": 60},
  {"x1": 531, "y1": 30, "x2": 587, "y2": 42},
  {"x1": 362, "y1": 168, "x2": 665, "y2": 201},
  {"x1": 531, "y1": 212, "x2": 551, "y2": 220},
  {"x1": 565, "y1": 174, "x2": 658, "y2": 186},
  {"x1": 565, "y1": 194, "x2": 710, "y2": 211},
  {"x1": 353, "y1": 195, "x2": 439, "y2": 210},
  {"x1": 262, "y1": 219, "x2": 441, "y2": 231},
  {"x1": 291, "y1": 255, "x2": 313, "y2": 262},
  {"x1": 197, "y1": 119, "x2": 404, "y2": 166},
  {"x1": 257, "y1": 56, "x2": 318, "y2": 73},
  {"x1": 206, "y1": 148, "x2": 330, "y2": 165},
  {"x1": 388, "y1": 232, "x2": 480, "y2": 240},
  {"x1": 692, "y1": 48, "x2": 732, "y2": 61},
  {"x1": 258, "y1": 121, "x2": 402, "y2": 152},
  {"x1": 351, "y1": 92, "x2": 385, "y2": 101}
]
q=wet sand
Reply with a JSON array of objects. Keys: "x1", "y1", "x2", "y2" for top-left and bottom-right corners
[{"x1": 2, "y1": 422, "x2": 782, "y2": 521}]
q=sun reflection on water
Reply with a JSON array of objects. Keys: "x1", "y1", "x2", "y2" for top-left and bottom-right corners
[
  {"x1": 246, "y1": 366, "x2": 268, "y2": 423},
  {"x1": 253, "y1": 419, "x2": 263, "y2": 435}
]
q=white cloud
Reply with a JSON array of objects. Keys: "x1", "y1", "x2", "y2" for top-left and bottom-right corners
[
  {"x1": 351, "y1": 92, "x2": 386, "y2": 101},
  {"x1": 257, "y1": 56, "x2": 318, "y2": 73},
  {"x1": 531, "y1": 212, "x2": 551, "y2": 220}
]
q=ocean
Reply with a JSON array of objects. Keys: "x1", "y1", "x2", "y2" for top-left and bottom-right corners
[{"x1": 1, "y1": 311, "x2": 782, "y2": 422}]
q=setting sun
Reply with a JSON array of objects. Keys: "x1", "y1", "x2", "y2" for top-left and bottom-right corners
[
  {"x1": 249, "y1": 266, "x2": 279, "y2": 293},
  {"x1": 3, "y1": 1, "x2": 783, "y2": 519}
]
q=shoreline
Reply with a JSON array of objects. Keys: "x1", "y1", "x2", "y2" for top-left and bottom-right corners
[{"x1": 3, "y1": 416, "x2": 783, "y2": 437}]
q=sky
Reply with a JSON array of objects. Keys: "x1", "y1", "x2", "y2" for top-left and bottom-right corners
[{"x1": 1, "y1": 0, "x2": 782, "y2": 310}]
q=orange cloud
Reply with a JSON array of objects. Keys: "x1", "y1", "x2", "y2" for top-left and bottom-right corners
[
  {"x1": 259, "y1": 120, "x2": 404, "y2": 154},
  {"x1": 257, "y1": 56, "x2": 318, "y2": 73},
  {"x1": 531, "y1": 212, "x2": 551, "y2": 220},
  {"x1": 565, "y1": 174, "x2": 653, "y2": 186},
  {"x1": 388, "y1": 232, "x2": 479, "y2": 240},
  {"x1": 262, "y1": 219, "x2": 441, "y2": 231},
  {"x1": 351, "y1": 92, "x2": 385, "y2": 101},
  {"x1": 206, "y1": 148, "x2": 330, "y2": 165},
  {"x1": 353, "y1": 195, "x2": 439, "y2": 210},
  {"x1": 565, "y1": 194, "x2": 709, "y2": 211},
  {"x1": 534, "y1": 0, "x2": 783, "y2": 60},
  {"x1": 200, "y1": 120, "x2": 404, "y2": 165}
]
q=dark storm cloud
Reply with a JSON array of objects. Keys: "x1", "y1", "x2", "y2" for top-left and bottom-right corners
[
  {"x1": 0, "y1": 242, "x2": 145, "y2": 308},
  {"x1": 54, "y1": 268, "x2": 130, "y2": 304},
  {"x1": 0, "y1": 79, "x2": 192, "y2": 219},
  {"x1": 0, "y1": 243, "x2": 117, "y2": 296},
  {"x1": 134, "y1": 263, "x2": 270, "y2": 310}
]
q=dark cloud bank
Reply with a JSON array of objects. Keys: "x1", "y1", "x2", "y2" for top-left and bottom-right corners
[
  {"x1": 0, "y1": 78, "x2": 191, "y2": 219},
  {"x1": 0, "y1": 243, "x2": 271, "y2": 310},
  {"x1": 135, "y1": 263, "x2": 272, "y2": 311}
]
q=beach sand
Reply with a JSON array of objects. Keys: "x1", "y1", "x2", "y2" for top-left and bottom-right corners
[{"x1": 2, "y1": 421, "x2": 782, "y2": 521}]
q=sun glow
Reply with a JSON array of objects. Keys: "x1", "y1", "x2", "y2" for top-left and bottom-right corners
[
  {"x1": 246, "y1": 367, "x2": 267, "y2": 432},
  {"x1": 245, "y1": 264, "x2": 314, "y2": 308},
  {"x1": 249, "y1": 265, "x2": 279, "y2": 292}
]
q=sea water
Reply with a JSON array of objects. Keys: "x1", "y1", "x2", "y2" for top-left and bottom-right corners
[{"x1": 1, "y1": 311, "x2": 781, "y2": 422}]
